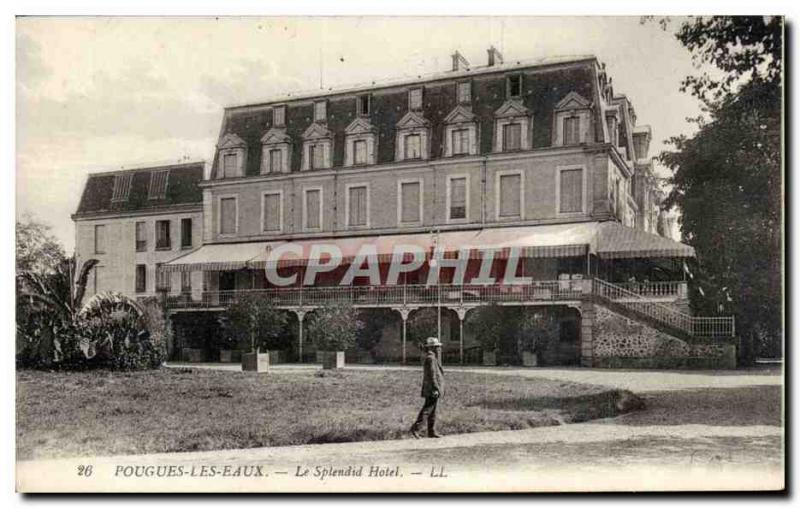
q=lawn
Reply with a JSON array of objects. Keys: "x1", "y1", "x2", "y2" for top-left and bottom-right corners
[{"x1": 17, "y1": 368, "x2": 641, "y2": 460}]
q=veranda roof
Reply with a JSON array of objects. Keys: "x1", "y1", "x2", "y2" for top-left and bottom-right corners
[{"x1": 161, "y1": 221, "x2": 695, "y2": 272}]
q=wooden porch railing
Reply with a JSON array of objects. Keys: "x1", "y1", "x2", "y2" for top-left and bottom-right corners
[{"x1": 612, "y1": 281, "x2": 688, "y2": 299}]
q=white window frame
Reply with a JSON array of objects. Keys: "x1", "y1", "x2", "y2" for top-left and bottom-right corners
[
  {"x1": 345, "y1": 183, "x2": 370, "y2": 229},
  {"x1": 217, "y1": 194, "x2": 239, "y2": 237},
  {"x1": 219, "y1": 149, "x2": 245, "y2": 179},
  {"x1": 555, "y1": 165, "x2": 588, "y2": 217},
  {"x1": 313, "y1": 100, "x2": 327, "y2": 122},
  {"x1": 397, "y1": 178, "x2": 424, "y2": 226},
  {"x1": 446, "y1": 174, "x2": 470, "y2": 224},
  {"x1": 260, "y1": 190, "x2": 284, "y2": 233},
  {"x1": 302, "y1": 186, "x2": 324, "y2": 231},
  {"x1": 495, "y1": 169, "x2": 525, "y2": 220}
]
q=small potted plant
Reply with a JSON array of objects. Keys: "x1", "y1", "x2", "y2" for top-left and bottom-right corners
[
  {"x1": 466, "y1": 304, "x2": 507, "y2": 367},
  {"x1": 224, "y1": 293, "x2": 287, "y2": 373},
  {"x1": 306, "y1": 303, "x2": 363, "y2": 369}
]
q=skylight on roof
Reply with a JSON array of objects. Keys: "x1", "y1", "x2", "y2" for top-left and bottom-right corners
[
  {"x1": 148, "y1": 170, "x2": 169, "y2": 200},
  {"x1": 111, "y1": 174, "x2": 133, "y2": 202}
]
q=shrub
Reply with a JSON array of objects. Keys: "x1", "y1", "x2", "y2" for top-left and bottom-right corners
[
  {"x1": 223, "y1": 293, "x2": 288, "y2": 353},
  {"x1": 407, "y1": 308, "x2": 438, "y2": 347},
  {"x1": 306, "y1": 303, "x2": 363, "y2": 351}
]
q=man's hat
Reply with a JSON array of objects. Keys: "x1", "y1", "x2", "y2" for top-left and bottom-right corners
[{"x1": 425, "y1": 337, "x2": 442, "y2": 348}]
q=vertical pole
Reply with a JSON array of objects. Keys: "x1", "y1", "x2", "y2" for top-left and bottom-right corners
[
  {"x1": 297, "y1": 312, "x2": 304, "y2": 363},
  {"x1": 402, "y1": 315, "x2": 407, "y2": 365},
  {"x1": 437, "y1": 284, "x2": 442, "y2": 342},
  {"x1": 459, "y1": 316, "x2": 464, "y2": 364}
]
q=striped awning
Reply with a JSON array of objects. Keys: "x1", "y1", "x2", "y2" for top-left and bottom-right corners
[
  {"x1": 593, "y1": 221, "x2": 695, "y2": 259},
  {"x1": 161, "y1": 242, "x2": 275, "y2": 272}
]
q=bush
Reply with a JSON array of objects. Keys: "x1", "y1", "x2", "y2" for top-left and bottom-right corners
[
  {"x1": 407, "y1": 308, "x2": 438, "y2": 347},
  {"x1": 306, "y1": 303, "x2": 363, "y2": 351},
  {"x1": 223, "y1": 293, "x2": 289, "y2": 353}
]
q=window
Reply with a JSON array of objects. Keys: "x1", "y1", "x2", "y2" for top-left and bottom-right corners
[
  {"x1": 503, "y1": 123, "x2": 522, "y2": 151},
  {"x1": 606, "y1": 116, "x2": 618, "y2": 146},
  {"x1": 181, "y1": 271, "x2": 191, "y2": 294},
  {"x1": 94, "y1": 225, "x2": 105, "y2": 254},
  {"x1": 309, "y1": 144, "x2": 325, "y2": 170},
  {"x1": 357, "y1": 95, "x2": 370, "y2": 116},
  {"x1": 313, "y1": 101, "x2": 327, "y2": 122},
  {"x1": 498, "y1": 173, "x2": 522, "y2": 218},
  {"x1": 267, "y1": 149, "x2": 282, "y2": 173},
  {"x1": 347, "y1": 185, "x2": 368, "y2": 227},
  {"x1": 507, "y1": 74, "x2": 522, "y2": 98},
  {"x1": 157, "y1": 268, "x2": 171, "y2": 292},
  {"x1": 559, "y1": 168, "x2": 584, "y2": 214},
  {"x1": 408, "y1": 88, "x2": 422, "y2": 110},
  {"x1": 135, "y1": 221, "x2": 147, "y2": 252},
  {"x1": 223, "y1": 153, "x2": 238, "y2": 178},
  {"x1": 304, "y1": 189, "x2": 321, "y2": 230},
  {"x1": 564, "y1": 116, "x2": 581, "y2": 145},
  {"x1": 181, "y1": 218, "x2": 192, "y2": 249},
  {"x1": 220, "y1": 197, "x2": 237, "y2": 235},
  {"x1": 451, "y1": 129, "x2": 470, "y2": 155},
  {"x1": 399, "y1": 181, "x2": 421, "y2": 223},
  {"x1": 273, "y1": 105, "x2": 285, "y2": 127},
  {"x1": 135, "y1": 265, "x2": 147, "y2": 293},
  {"x1": 404, "y1": 134, "x2": 421, "y2": 160},
  {"x1": 353, "y1": 140, "x2": 368, "y2": 165},
  {"x1": 155, "y1": 220, "x2": 171, "y2": 250},
  {"x1": 148, "y1": 170, "x2": 169, "y2": 199},
  {"x1": 449, "y1": 177, "x2": 467, "y2": 221},
  {"x1": 262, "y1": 192, "x2": 282, "y2": 232},
  {"x1": 111, "y1": 174, "x2": 133, "y2": 202},
  {"x1": 457, "y1": 82, "x2": 471, "y2": 104}
]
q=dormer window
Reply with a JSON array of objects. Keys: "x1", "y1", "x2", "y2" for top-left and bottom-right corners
[
  {"x1": 313, "y1": 100, "x2": 327, "y2": 122},
  {"x1": 260, "y1": 127, "x2": 292, "y2": 174},
  {"x1": 443, "y1": 105, "x2": 478, "y2": 157},
  {"x1": 148, "y1": 170, "x2": 169, "y2": 199},
  {"x1": 405, "y1": 134, "x2": 421, "y2": 159},
  {"x1": 395, "y1": 111, "x2": 430, "y2": 162},
  {"x1": 273, "y1": 105, "x2": 286, "y2": 127},
  {"x1": 457, "y1": 81, "x2": 471, "y2": 104},
  {"x1": 507, "y1": 74, "x2": 522, "y2": 98},
  {"x1": 357, "y1": 94, "x2": 371, "y2": 116},
  {"x1": 553, "y1": 92, "x2": 592, "y2": 147},
  {"x1": 344, "y1": 117, "x2": 377, "y2": 167},
  {"x1": 606, "y1": 114, "x2": 619, "y2": 146},
  {"x1": 266, "y1": 149, "x2": 282, "y2": 173},
  {"x1": 216, "y1": 132, "x2": 247, "y2": 179},
  {"x1": 408, "y1": 88, "x2": 423, "y2": 111},
  {"x1": 111, "y1": 173, "x2": 133, "y2": 202},
  {"x1": 452, "y1": 129, "x2": 470, "y2": 155},
  {"x1": 301, "y1": 122, "x2": 333, "y2": 170},
  {"x1": 493, "y1": 100, "x2": 531, "y2": 152}
]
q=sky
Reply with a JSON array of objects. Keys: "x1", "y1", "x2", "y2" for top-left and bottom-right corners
[{"x1": 16, "y1": 16, "x2": 704, "y2": 252}]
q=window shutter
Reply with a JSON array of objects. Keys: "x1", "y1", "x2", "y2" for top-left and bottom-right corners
[
  {"x1": 559, "y1": 169, "x2": 583, "y2": 213},
  {"x1": 263, "y1": 194, "x2": 281, "y2": 231},
  {"x1": 349, "y1": 187, "x2": 367, "y2": 226},
  {"x1": 499, "y1": 174, "x2": 521, "y2": 217},
  {"x1": 306, "y1": 190, "x2": 321, "y2": 229},
  {"x1": 401, "y1": 182, "x2": 421, "y2": 223},
  {"x1": 450, "y1": 178, "x2": 467, "y2": 219},
  {"x1": 220, "y1": 198, "x2": 236, "y2": 234}
]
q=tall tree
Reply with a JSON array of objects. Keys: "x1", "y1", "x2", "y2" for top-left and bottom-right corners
[
  {"x1": 656, "y1": 16, "x2": 783, "y2": 359},
  {"x1": 16, "y1": 213, "x2": 66, "y2": 274}
]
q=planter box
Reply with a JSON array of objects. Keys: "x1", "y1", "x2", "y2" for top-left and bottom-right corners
[
  {"x1": 522, "y1": 351, "x2": 538, "y2": 367},
  {"x1": 181, "y1": 348, "x2": 205, "y2": 363},
  {"x1": 482, "y1": 350, "x2": 497, "y2": 366},
  {"x1": 315, "y1": 351, "x2": 325, "y2": 364},
  {"x1": 242, "y1": 352, "x2": 269, "y2": 373},
  {"x1": 321, "y1": 351, "x2": 345, "y2": 370},
  {"x1": 219, "y1": 349, "x2": 234, "y2": 363}
]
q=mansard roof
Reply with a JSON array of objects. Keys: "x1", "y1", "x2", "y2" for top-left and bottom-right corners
[
  {"x1": 443, "y1": 105, "x2": 476, "y2": 124},
  {"x1": 73, "y1": 162, "x2": 204, "y2": 218},
  {"x1": 344, "y1": 117, "x2": 377, "y2": 135}
]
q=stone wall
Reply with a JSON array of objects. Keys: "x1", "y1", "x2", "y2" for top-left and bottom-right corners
[{"x1": 591, "y1": 305, "x2": 736, "y2": 369}]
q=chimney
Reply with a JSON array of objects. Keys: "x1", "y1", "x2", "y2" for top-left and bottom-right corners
[
  {"x1": 451, "y1": 50, "x2": 470, "y2": 71},
  {"x1": 487, "y1": 46, "x2": 504, "y2": 66}
]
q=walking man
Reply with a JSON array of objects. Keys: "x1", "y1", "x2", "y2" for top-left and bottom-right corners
[{"x1": 410, "y1": 337, "x2": 445, "y2": 439}]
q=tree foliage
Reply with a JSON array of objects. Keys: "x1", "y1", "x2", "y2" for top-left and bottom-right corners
[
  {"x1": 306, "y1": 303, "x2": 363, "y2": 351},
  {"x1": 657, "y1": 16, "x2": 783, "y2": 358},
  {"x1": 16, "y1": 214, "x2": 67, "y2": 274},
  {"x1": 223, "y1": 293, "x2": 289, "y2": 352}
]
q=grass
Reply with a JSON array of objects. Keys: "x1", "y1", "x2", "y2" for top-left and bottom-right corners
[{"x1": 16, "y1": 368, "x2": 641, "y2": 460}]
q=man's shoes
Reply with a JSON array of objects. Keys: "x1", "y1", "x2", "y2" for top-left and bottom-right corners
[
  {"x1": 428, "y1": 432, "x2": 443, "y2": 438},
  {"x1": 410, "y1": 427, "x2": 422, "y2": 439}
]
